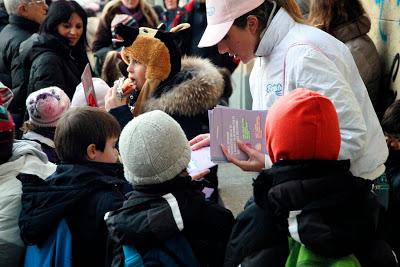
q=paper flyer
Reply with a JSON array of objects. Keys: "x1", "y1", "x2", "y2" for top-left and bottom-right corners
[
  {"x1": 187, "y1": 147, "x2": 216, "y2": 176},
  {"x1": 209, "y1": 106, "x2": 268, "y2": 162},
  {"x1": 81, "y1": 63, "x2": 98, "y2": 107}
]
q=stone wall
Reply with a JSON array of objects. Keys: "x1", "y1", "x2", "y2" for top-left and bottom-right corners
[{"x1": 361, "y1": 0, "x2": 400, "y2": 98}]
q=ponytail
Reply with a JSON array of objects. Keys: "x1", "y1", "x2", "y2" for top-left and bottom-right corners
[{"x1": 275, "y1": 0, "x2": 305, "y2": 23}]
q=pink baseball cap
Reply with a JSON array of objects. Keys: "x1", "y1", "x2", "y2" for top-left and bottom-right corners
[{"x1": 198, "y1": 0, "x2": 265, "y2": 48}]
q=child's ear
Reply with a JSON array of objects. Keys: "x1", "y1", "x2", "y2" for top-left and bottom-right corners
[{"x1": 86, "y1": 144, "x2": 97, "y2": 161}]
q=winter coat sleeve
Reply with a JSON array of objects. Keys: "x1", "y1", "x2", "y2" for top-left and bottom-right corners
[
  {"x1": 28, "y1": 52, "x2": 66, "y2": 95},
  {"x1": 284, "y1": 45, "x2": 367, "y2": 161},
  {"x1": 109, "y1": 105, "x2": 133, "y2": 130}
]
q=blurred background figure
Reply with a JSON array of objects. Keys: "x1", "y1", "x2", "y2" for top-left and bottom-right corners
[
  {"x1": 308, "y1": 0, "x2": 382, "y2": 114},
  {"x1": 159, "y1": 0, "x2": 188, "y2": 30},
  {"x1": 14, "y1": 0, "x2": 88, "y2": 131},
  {"x1": 92, "y1": 0, "x2": 159, "y2": 76},
  {"x1": 1, "y1": 0, "x2": 48, "y2": 130}
]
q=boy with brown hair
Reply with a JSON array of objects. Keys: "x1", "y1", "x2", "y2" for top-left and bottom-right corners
[{"x1": 18, "y1": 107, "x2": 132, "y2": 267}]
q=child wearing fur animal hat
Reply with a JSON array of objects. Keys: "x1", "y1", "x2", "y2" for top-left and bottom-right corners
[
  {"x1": 105, "y1": 110, "x2": 234, "y2": 266},
  {"x1": 225, "y1": 88, "x2": 391, "y2": 267},
  {"x1": 105, "y1": 23, "x2": 225, "y2": 197},
  {"x1": 21, "y1": 86, "x2": 70, "y2": 164},
  {"x1": 105, "y1": 23, "x2": 224, "y2": 140}
]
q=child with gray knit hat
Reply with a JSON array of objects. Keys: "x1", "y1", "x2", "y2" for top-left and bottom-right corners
[
  {"x1": 106, "y1": 110, "x2": 234, "y2": 266},
  {"x1": 21, "y1": 86, "x2": 70, "y2": 164}
]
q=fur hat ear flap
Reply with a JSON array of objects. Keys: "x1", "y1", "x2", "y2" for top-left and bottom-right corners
[{"x1": 132, "y1": 79, "x2": 161, "y2": 117}]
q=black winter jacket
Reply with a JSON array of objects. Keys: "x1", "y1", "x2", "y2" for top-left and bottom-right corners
[
  {"x1": 18, "y1": 162, "x2": 132, "y2": 267},
  {"x1": 0, "y1": 15, "x2": 39, "y2": 89},
  {"x1": 18, "y1": 33, "x2": 88, "y2": 101},
  {"x1": 384, "y1": 150, "x2": 400, "y2": 258},
  {"x1": 225, "y1": 160, "x2": 380, "y2": 267},
  {"x1": 105, "y1": 176, "x2": 234, "y2": 267}
]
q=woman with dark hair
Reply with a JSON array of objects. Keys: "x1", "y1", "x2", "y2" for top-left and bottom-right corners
[
  {"x1": 308, "y1": 0, "x2": 382, "y2": 113},
  {"x1": 18, "y1": 0, "x2": 89, "y2": 99}
]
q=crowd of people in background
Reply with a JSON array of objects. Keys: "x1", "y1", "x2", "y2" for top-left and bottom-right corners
[{"x1": 0, "y1": 0, "x2": 399, "y2": 266}]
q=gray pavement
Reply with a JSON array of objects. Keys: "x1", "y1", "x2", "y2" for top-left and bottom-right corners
[{"x1": 217, "y1": 163, "x2": 257, "y2": 217}]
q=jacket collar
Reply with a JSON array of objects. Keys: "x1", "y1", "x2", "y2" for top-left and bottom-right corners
[
  {"x1": 332, "y1": 14, "x2": 371, "y2": 43},
  {"x1": 9, "y1": 15, "x2": 40, "y2": 33},
  {"x1": 265, "y1": 160, "x2": 351, "y2": 186},
  {"x1": 133, "y1": 175, "x2": 202, "y2": 195},
  {"x1": 49, "y1": 161, "x2": 126, "y2": 186},
  {"x1": 255, "y1": 8, "x2": 295, "y2": 57}
]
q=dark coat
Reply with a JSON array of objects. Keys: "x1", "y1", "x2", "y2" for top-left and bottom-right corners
[
  {"x1": 160, "y1": 7, "x2": 189, "y2": 31},
  {"x1": 225, "y1": 160, "x2": 381, "y2": 267},
  {"x1": 0, "y1": 5, "x2": 8, "y2": 32},
  {"x1": 0, "y1": 15, "x2": 39, "y2": 88},
  {"x1": 18, "y1": 162, "x2": 132, "y2": 267},
  {"x1": 18, "y1": 33, "x2": 88, "y2": 100},
  {"x1": 384, "y1": 150, "x2": 400, "y2": 258},
  {"x1": 105, "y1": 175, "x2": 234, "y2": 267}
]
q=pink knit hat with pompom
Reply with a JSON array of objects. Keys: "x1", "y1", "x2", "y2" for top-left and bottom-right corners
[{"x1": 26, "y1": 86, "x2": 71, "y2": 127}]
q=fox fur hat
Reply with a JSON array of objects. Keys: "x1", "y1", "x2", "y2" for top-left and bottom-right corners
[{"x1": 114, "y1": 23, "x2": 190, "y2": 116}]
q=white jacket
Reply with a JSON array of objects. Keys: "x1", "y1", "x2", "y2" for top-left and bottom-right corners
[
  {"x1": 250, "y1": 9, "x2": 387, "y2": 180},
  {"x1": 0, "y1": 141, "x2": 56, "y2": 266}
]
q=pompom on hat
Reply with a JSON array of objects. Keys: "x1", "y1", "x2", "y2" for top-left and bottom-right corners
[
  {"x1": 26, "y1": 86, "x2": 71, "y2": 128},
  {"x1": 265, "y1": 88, "x2": 341, "y2": 163},
  {"x1": 119, "y1": 110, "x2": 191, "y2": 185}
]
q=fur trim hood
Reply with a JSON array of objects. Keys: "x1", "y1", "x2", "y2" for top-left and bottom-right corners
[{"x1": 143, "y1": 57, "x2": 224, "y2": 116}]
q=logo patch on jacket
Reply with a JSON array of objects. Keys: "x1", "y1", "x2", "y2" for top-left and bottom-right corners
[{"x1": 265, "y1": 83, "x2": 283, "y2": 96}]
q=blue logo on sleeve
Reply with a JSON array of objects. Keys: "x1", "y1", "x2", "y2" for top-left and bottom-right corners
[{"x1": 265, "y1": 83, "x2": 283, "y2": 96}]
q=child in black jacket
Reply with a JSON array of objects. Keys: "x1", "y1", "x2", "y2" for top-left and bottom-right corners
[
  {"x1": 105, "y1": 110, "x2": 234, "y2": 266},
  {"x1": 19, "y1": 107, "x2": 132, "y2": 267}
]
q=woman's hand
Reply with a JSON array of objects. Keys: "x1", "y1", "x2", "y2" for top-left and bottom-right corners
[
  {"x1": 191, "y1": 169, "x2": 211, "y2": 181},
  {"x1": 189, "y1": 133, "x2": 210, "y2": 151},
  {"x1": 221, "y1": 140, "x2": 265, "y2": 172}
]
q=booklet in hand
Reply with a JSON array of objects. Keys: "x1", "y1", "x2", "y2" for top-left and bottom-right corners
[
  {"x1": 187, "y1": 147, "x2": 216, "y2": 177},
  {"x1": 81, "y1": 63, "x2": 98, "y2": 107},
  {"x1": 209, "y1": 106, "x2": 268, "y2": 162}
]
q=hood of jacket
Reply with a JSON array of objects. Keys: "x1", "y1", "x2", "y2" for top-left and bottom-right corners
[
  {"x1": 332, "y1": 14, "x2": 371, "y2": 43},
  {"x1": 18, "y1": 162, "x2": 127, "y2": 245},
  {"x1": 19, "y1": 33, "x2": 72, "y2": 68},
  {"x1": 143, "y1": 57, "x2": 224, "y2": 117}
]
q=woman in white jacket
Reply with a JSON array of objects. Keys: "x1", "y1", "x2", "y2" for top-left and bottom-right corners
[
  {"x1": 194, "y1": 0, "x2": 387, "y2": 184},
  {"x1": 0, "y1": 105, "x2": 56, "y2": 267}
]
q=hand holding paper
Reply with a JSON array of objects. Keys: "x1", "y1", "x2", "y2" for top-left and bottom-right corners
[
  {"x1": 189, "y1": 133, "x2": 210, "y2": 151},
  {"x1": 221, "y1": 140, "x2": 265, "y2": 172}
]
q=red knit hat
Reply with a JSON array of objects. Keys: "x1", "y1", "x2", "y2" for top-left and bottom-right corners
[{"x1": 265, "y1": 88, "x2": 340, "y2": 164}]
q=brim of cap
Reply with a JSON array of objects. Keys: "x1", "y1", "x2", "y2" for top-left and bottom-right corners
[{"x1": 198, "y1": 20, "x2": 234, "y2": 48}]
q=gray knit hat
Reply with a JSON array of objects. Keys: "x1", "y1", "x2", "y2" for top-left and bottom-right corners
[{"x1": 119, "y1": 110, "x2": 191, "y2": 185}]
